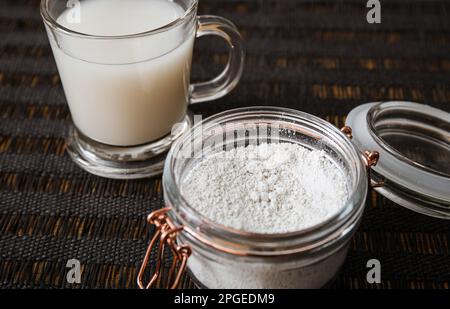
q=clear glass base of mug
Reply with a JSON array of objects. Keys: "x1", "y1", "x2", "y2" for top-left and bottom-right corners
[{"x1": 66, "y1": 114, "x2": 193, "y2": 179}]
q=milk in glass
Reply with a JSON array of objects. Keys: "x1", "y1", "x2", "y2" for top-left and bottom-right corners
[{"x1": 50, "y1": 0, "x2": 195, "y2": 146}]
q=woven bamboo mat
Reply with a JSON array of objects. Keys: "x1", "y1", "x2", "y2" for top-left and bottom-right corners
[{"x1": 0, "y1": 0, "x2": 449, "y2": 289}]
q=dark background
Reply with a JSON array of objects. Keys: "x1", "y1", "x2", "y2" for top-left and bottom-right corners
[{"x1": 0, "y1": 0, "x2": 449, "y2": 288}]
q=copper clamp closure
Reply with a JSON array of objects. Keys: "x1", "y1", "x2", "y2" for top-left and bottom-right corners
[
  {"x1": 340, "y1": 126, "x2": 353, "y2": 139},
  {"x1": 341, "y1": 126, "x2": 382, "y2": 188},
  {"x1": 137, "y1": 208, "x2": 191, "y2": 289},
  {"x1": 363, "y1": 150, "x2": 384, "y2": 188}
]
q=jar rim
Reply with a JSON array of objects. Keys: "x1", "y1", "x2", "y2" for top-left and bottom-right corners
[
  {"x1": 367, "y1": 101, "x2": 450, "y2": 178},
  {"x1": 163, "y1": 106, "x2": 368, "y2": 256}
]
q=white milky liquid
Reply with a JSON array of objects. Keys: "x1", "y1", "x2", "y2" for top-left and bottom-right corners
[{"x1": 49, "y1": 0, "x2": 195, "y2": 146}]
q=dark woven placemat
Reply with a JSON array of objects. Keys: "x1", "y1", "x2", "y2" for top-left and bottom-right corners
[{"x1": 1, "y1": 0, "x2": 449, "y2": 289}]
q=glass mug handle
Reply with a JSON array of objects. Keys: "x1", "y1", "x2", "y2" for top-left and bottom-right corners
[{"x1": 190, "y1": 15, "x2": 245, "y2": 104}]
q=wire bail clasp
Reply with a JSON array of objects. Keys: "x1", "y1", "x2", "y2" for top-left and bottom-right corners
[
  {"x1": 137, "y1": 208, "x2": 191, "y2": 289},
  {"x1": 341, "y1": 126, "x2": 382, "y2": 188}
]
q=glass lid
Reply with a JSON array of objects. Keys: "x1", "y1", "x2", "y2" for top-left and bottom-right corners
[{"x1": 346, "y1": 101, "x2": 450, "y2": 219}]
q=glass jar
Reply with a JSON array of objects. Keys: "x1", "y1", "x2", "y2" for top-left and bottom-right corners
[{"x1": 137, "y1": 107, "x2": 378, "y2": 289}]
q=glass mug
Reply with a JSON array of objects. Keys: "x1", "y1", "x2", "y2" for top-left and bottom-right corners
[{"x1": 40, "y1": 0, "x2": 244, "y2": 179}]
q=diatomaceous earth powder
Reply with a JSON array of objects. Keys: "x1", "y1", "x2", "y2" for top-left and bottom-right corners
[{"x1": 181, "y1": 143, "x2": 349, "y2": 234}]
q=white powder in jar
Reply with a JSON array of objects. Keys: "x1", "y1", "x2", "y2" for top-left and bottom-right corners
[
  {"x1": 179, "y1": 142, "x2": 353, "y2": 288},
  {"x1": 181, "y1": 143, "x2": 349, "y2": 234}
]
